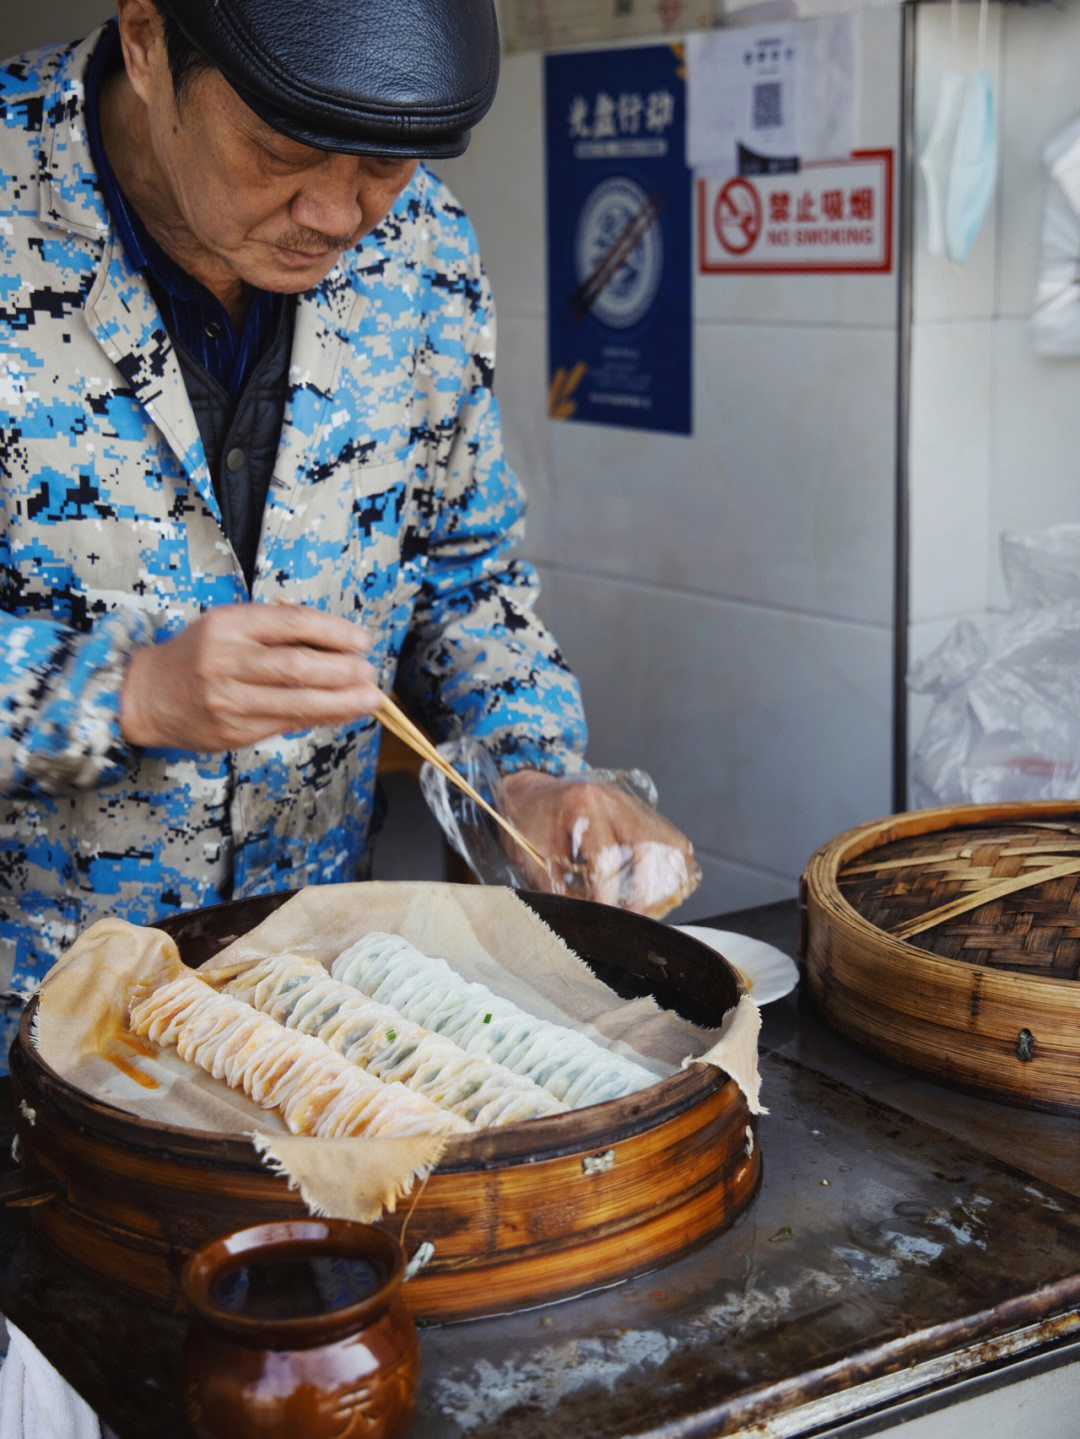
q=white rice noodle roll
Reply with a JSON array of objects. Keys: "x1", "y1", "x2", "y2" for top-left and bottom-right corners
[
  {"x1": 128, "y1": 972, "x2": 469, "y2": 1138},
  {"x1": 333, "y1": 933, "x2": 656, "y2": 1105},
  {"x1": 223, "y1": 953, "x2": 322, "y2": 1008},
  {"x1": 227, "y1": 957, "x2": 566, "y2": 1126},
  {"x1": 140, "y1": 989, "x2": 205, "y2": 1047},
  {"x1": 193, "y1": 1014, "x2": 263, "y2": 1080},
  {"x1": 315, "y1": 1086, "x2": 382, "y2": 1139}
]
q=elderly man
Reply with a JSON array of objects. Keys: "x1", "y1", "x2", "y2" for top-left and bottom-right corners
[{"x1": 0, "y1": 0, "x2": 697, "y2": 1061}]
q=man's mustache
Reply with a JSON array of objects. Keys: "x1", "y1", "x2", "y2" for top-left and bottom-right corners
[{"x1": 276, "y1": 226, "x2": 359, "y2": 254}]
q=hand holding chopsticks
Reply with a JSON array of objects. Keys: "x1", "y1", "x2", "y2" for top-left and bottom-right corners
[{"x1": 121, "y1": 603, "x2": 382, "y2": 754}]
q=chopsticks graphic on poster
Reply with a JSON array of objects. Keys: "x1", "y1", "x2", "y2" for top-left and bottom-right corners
[{"x1": 569, "y1": 188, "x2": 667, "y2": 321}]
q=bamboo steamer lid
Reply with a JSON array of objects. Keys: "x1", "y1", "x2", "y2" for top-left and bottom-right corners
[{"x1": 801, "y1": 801, "x2": 1080, "y2": 1111}]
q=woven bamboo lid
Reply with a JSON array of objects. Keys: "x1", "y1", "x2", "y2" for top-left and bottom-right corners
[{"x1": 801, "y1": 801, "x2": 1080, "y2": 1111}]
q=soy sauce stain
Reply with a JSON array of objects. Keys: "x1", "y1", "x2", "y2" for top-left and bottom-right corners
[
  {"x1": 116, "y1": 1031, "x2": 156, "y2": 1059},
  {"x1": 97, "y1": 1007, "x2": 160, "y2": 1089},
  {"x1": 105, "y1": 1051, "x2": 160, "y2": 1089}
]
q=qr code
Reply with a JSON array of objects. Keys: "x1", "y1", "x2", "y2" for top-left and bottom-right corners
[{"x1": 752, "y1": 81, "x2": 784, "y2": 129}]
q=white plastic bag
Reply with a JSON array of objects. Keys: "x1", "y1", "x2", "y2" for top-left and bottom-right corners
[{"x1": 910, "y1": 526, "x2": 1080, "y2": 806}]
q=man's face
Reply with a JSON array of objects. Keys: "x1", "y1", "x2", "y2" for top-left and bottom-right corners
[{"x1": 134, "y1": 41, "x2": 419, "y2": 294}]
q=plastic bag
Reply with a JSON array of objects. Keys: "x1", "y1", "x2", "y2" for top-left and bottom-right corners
[
  {"x1": 909, "y1": 526, "x2": 1080, "y2": 806},
  {"x1": 419, "y1": 736, "x2": 701, "y2": 918}
]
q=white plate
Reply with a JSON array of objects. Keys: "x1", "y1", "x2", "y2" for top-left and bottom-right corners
[{"x1": 675, "y1": 925, "x2": 800, "y2": 1005}]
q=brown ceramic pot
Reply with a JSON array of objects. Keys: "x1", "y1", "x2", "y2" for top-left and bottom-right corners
[{"x1": 180, "y1": 1218, "x2": 420, "y2": 1439}]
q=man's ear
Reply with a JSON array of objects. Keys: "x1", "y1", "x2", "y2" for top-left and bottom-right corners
[{"x1": 114, "y1": 0, "x2": 165, "y2": 105}]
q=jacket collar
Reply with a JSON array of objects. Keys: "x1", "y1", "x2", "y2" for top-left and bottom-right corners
[{"x1": 37, "y1": 29, "x2": 112, "y2": 242}]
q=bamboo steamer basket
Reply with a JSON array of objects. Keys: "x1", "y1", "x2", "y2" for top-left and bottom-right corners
[
  {"x1": 5, "y1": 890, "x2": 760, "y2": 1322},
  {"x1": 801, "y1": 800, "x2": 1080, "y2": 1111}
]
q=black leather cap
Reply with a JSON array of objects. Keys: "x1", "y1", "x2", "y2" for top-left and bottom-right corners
[{"x1": 156, "y1": 0, "x2": 499, "y2": 157}]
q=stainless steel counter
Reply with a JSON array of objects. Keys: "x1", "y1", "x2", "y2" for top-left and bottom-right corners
[{"x1": 2, "y1": 899, "x2": 1079, "y2": 1438}]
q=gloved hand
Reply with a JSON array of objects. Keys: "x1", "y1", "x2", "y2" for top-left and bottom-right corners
[{"x1": 420, "y1": 738, "x2": 701, "y2": 918}]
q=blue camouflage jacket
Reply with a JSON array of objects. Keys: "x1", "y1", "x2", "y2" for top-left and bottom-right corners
[{"x1": 0, "y1": 31, "x2": 587, "y2": 1018}]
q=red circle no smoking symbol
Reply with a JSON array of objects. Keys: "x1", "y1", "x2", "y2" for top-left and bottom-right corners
[{"x1": 714, "y1": 177, "x2": 762, "y2": 256}]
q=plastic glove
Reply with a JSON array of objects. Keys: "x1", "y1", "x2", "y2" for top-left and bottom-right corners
[{"x1": 420, "y1": 737, "x2": 701, "y2": 918}]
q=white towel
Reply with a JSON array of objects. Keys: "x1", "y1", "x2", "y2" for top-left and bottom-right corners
[{"x1": 0, "y1": 1324, "x2": 101, "y2": 1439}]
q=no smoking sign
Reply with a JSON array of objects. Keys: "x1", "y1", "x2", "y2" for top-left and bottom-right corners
[
  {"x1": 713, "y1": 177, "x2": 762, "y2": 256},
  {"x1": 699, "y1": 151, "x2": 893, "y2": 274}
]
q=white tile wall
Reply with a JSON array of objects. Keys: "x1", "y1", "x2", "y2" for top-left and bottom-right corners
[
  {"x1": 694, "y1": 853, "x2": 797, "y2": 916},
  {"x1": 907, "y1": 318, "x2": 992, "y2": 625},
  {"x1": 491, "y1": 311, "x2": 558, "y2": 565},
  {"x1": 546, "y1": 319, "x2": 897, "y2": 622},
  {"x1": 436, "y1": 49, "x2": 549, "y2": 318},
  {"x1": 539, "y1": 571, "x2": 894, "y2": 917},
  {"x1": 990, "y1": 319, "x2": 1080, "y2": 610},
  {"x1": 2, "y1": 0, "x2": 108, "y2": 54}
]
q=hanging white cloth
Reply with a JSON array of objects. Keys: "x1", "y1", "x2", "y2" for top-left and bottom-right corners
[
  {"x1": 918, "y1": 0, "x2": 997, "y2": 263},
  {"x1": 919, "y1": 67, "x2": 966, "y2": 256}
]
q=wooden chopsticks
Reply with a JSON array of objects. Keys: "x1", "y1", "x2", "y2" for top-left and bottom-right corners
[{"x1": 374, "y1": 695, "x2": 549, "y2": 872}]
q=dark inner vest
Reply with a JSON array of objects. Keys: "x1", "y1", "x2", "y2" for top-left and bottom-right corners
[{"x1": 172, "y1": 296, "x2": 296, "y2": 590}]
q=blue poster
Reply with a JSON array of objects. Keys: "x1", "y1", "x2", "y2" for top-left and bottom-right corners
[{"x1": 545, "y1": 45, "x2": 691, "y2": 435}]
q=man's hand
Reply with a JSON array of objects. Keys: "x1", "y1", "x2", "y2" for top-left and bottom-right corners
[
  {"x1": 501, "y1": 769, "x2": 701, "y2": 917},
  {"x1": 120, "y1": 603, "x2": 382, "y2": 752}
]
